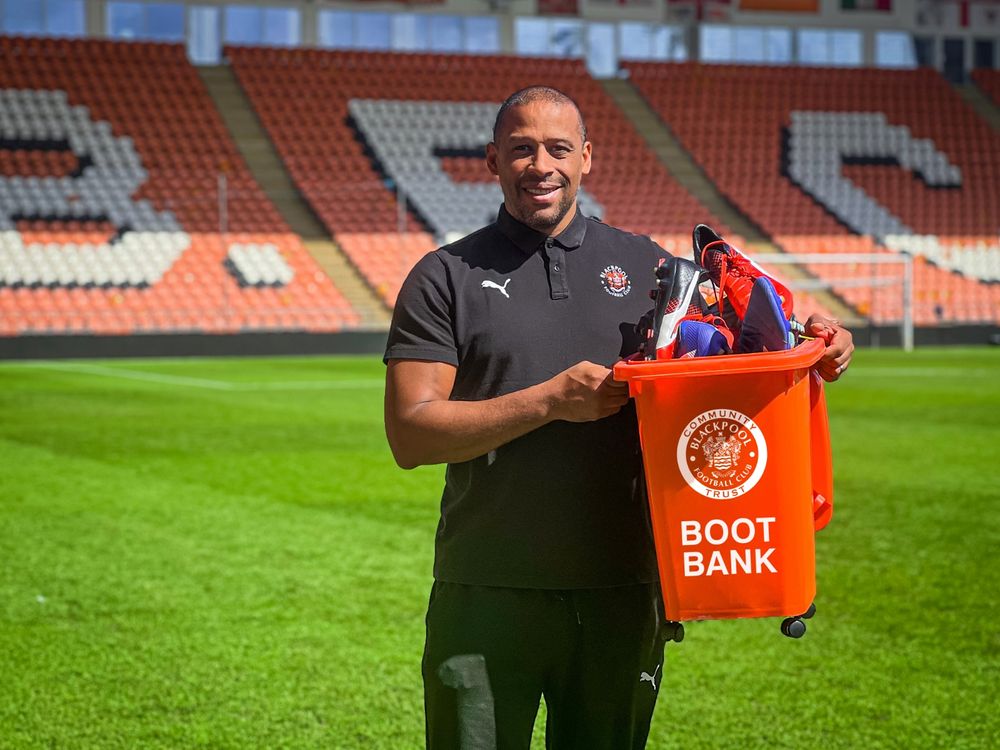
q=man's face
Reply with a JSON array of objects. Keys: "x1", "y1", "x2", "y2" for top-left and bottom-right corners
[{"x1": 486, "y1": 100, "x2": 592, "y2": 236}]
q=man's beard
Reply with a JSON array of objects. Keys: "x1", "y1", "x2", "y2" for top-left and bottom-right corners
[{"x1": 513, "y1": 184, "x2": 575, "y2": 232}]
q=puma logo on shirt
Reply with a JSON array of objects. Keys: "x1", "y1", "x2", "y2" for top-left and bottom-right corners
[{"x1": 481, "y1": 278, "x2": 511, "y2": 299}]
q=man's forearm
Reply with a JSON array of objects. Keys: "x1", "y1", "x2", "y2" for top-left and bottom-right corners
[{"x1": 389, "y1": 379, "x2": 558, "y2": 468}]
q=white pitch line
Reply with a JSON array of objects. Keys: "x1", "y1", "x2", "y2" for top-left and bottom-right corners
[
  {"x1": 237, "y1": 379, "x2": 383, "y2": 391},
  {"x1": 32, "y1": 361, "x2": 236, "y2": 390},
  {"x1": 21, "y1": 361, "x2": 383, "y2": 392}
]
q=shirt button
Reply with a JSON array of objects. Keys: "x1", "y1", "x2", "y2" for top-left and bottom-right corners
[{"x1": 553, "y1": 264, "x2": 561, "y2": 272}]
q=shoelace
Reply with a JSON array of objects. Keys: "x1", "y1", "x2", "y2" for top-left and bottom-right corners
[{"x1": 700, "y1": 238, "x2": 737, "y2": 321}]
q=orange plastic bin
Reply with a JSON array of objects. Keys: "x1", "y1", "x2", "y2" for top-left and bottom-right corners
[{"x1": 614, "y1": 339, "x2": 833, "y2": 631}]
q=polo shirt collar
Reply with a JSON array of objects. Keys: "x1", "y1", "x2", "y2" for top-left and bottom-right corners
[{"x1": 496, "y1": 204, "x2": 588, "y2": 255}]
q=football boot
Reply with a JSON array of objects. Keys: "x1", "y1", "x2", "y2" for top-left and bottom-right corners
[
  {"x1": 645, "y1": 256, "x2": 710, "y2": 360},
  {"x1": 737, "y1": 277, "x2": 796, "y2": 353},
  {"x1": 674, "y1": 318, "x2": 734, "y2": 358},
  {"x1": 693, "y1": 224, "x2": 793, "y2": 330}
]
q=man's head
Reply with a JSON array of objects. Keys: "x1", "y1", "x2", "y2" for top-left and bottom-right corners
[{"x1": 486, "y1": 87, "x2": 591, "y2": 237}]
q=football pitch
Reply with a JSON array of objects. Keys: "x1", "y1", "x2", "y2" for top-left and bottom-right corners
[{"x1": 0, "y1": 347, "x2": 996, "y2": 749}]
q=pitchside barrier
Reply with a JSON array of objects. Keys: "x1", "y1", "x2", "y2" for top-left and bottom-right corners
[{"x1": 614, "y1": 339, "x2": 832, "y2": 639}]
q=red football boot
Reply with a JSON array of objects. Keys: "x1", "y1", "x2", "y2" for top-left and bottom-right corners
[{"x1": 693, "y1": 224, "x2": 793, "y2": 326}]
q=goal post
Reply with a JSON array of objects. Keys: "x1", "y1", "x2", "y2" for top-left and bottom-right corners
[{"x1": 751, "y1": 253, "x2": 914, "y2": 352}]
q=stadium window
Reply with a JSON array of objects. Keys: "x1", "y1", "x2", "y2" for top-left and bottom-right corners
[
  {"x1": 550, "y1": 20, "x2": 584, "y2": 58},
  {"x1": 107, "y1": 2, "x2": 144, "y2": 39},
  {"x1": 355, "y1": 13, "x2": 390, "y2": 51},
  {"x1": 188, "y1": 4, "x2": 220, "y2": 64},
  {"x1": 620, "y1": 24, "x2": 686, "y2": 62},
  {"x1": 914, "y1": 36, "x2": 934, "y2": 67},
  {"x1": 145, "y1": 3, "x2": 185, "y2": 42},
  {"x1": 831, "y1": 30, "x2": 862, "y2": 66},
  {"x1": 587, "y1": 22, "x2": 616, "y2": 78},
  {"x1": 700, "y1": 25, "x2": 734, "y2": 63},
  {"x1": 224, "y1": 5, "x2": 261, "y2": 45},
  {"x1": 45, "y1": 0, "x2": 86, "y2": 37},
  {"x1": 652, "y1": 26, "x2": 687, "y2": 62},
  {"x1": 798, "y1": 28, "x2": 860, "y2": 66},
  {"x1": 465, "y1": 16, "x2": 500, "y2": 54},
  {"x1": 734, "y1": 28, "x2": 765, "y2": 63},
  {"x1": 875, "y1": 31, "x2": 916, "y2": 68},
  {"x1": 261, "y1": 7, "x2": 299, "y2": 47},
  {"x1": 973, "y1": 39, "x2": 995, "y2": 69},
  {"x1": 391, "y1": 14, "x2": 428, "y2": 51},
  {"x1": 619, "y1": 23, "x2": 654, "y2": 60},
  {"x1": 515, "y1": 18, "x2": 549, "y2": 56},
  {"x1": 429, "y1": 15, "x2": 462, "y2": 52},
  {"x1": 515, "y1": 18, "x2": 584, "y2": 59},
  {"x1": 3, "y1": 0, "x2": 43, "y2": 34},
  {"x1": 764, "y1": 28, "x2": 792, "y2": 63},
  {"x1": 797, "y1": 29, "x2": 827, "y2": 65},
  {"x1": 318, "y1": 10, "x2": 352, "y2": 49},
  {"x1": 108, "y1": 1, "x2": 184, "y2": 41}
]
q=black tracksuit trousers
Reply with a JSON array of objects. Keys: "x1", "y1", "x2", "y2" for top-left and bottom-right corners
[{"x1": 422, "y1": 581, "x2": 669, "y2": 750}]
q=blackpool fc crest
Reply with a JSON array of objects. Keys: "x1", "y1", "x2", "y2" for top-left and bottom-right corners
[{"x1": 677, "y1": 409, "x2": 768, "y2": 500}]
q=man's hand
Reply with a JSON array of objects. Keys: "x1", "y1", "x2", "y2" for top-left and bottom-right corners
[
  {"x1": 548, "y1": 361, "x2": 630, "y2": 423},
  {"x1": 805, "y1": 314, "x2": 854, "y2": 382}
]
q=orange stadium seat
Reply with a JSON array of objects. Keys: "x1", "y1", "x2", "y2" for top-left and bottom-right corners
[
  {"x1": 0, "y1": 36, "x2": 357, "y2": 335},
  {"x1": 225, "y1": 46, "x2": 731, "y2": 306},
  {"x1": 625, "y1": 62, "x2": 1000, "y2": 325},
  {"x1": 971, "y1": 69, "x2": 1000, "y2": 109}
]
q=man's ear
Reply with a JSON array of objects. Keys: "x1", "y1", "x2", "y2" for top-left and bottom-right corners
[
  {"x1": 485, "y1": 142, "x2": 499, "y2": 176},
  {"x1": 581, "y1": 140, "x2": 592, "y2": 176}
]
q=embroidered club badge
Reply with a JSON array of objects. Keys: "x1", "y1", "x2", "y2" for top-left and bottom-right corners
[{"x1": 600, "y1": 265, "x2": 631, "y2": 297}]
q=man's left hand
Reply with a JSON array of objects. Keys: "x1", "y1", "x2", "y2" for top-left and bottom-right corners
[{"x1": 805, "y1": 314, "x2": 854, "y2": 382}]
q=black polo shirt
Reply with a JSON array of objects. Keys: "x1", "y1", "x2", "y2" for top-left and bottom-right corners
[{"x1": 385, "y1": 205, "x2": 668, "y2": 589}]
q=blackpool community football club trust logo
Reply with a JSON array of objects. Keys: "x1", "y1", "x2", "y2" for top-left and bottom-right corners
[
  {"x1": 600, "y1": 265, "x2": 631, "y2": 297},
  {"x1": 676, "y1": 409, "x2": 768, "y2": 500}
]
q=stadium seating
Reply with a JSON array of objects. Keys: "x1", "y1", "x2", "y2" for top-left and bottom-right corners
[
  {"x1": 226, "y1": 47, "x2": 731, "y2": 306},
  {"x1": 0, "y1": 36, "x2": 357, "y2": 335},
  {"x1": 971, "y1": 68, "x2": 1000, "y2": 108},
  {"x1": 626, "y1": 63, "x2": 1000, "y2": 324}
]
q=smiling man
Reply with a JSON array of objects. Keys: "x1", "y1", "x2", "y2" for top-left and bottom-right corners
[
  {"x1": 486, "y1": 89, "x2": 592, "y2": 235},
  {"x1": 383, "y1": 86, "x2": 851, "y2": 749}
]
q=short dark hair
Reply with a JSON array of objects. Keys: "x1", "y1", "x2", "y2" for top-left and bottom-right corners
[{"x1": 492, "y1": 86, "x2": 588, "y2": 144}]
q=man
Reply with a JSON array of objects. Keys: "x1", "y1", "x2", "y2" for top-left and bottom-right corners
[{"x1": 384, "y1": 86, "x2": 853, "y2": 749}]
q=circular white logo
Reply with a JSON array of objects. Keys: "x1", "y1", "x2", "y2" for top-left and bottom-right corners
[
  {"x1": 676, "y1": 410, "x2": 767, "y2": 500},
  {"x1": 600, "y1": 265, "x2": 631, "y2": 297}
]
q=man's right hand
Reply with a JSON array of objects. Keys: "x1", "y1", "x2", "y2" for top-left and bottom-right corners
[{"x1": 547, "y1": 361, "x2": 630, "y2": 423}]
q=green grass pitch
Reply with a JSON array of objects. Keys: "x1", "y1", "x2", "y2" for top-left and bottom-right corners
[{"x1": 0, "y1": 347, "x2": 996, "y2": 748}]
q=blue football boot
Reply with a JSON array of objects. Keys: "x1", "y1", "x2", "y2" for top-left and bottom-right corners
[
  {"x1": 674, "y1": 319, "x2": 733, "y2": 358},
  {"x1": 737, "y1": 276, "x2": 795, "y2": 353}
]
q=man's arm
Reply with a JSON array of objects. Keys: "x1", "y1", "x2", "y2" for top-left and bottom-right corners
[
  {"x1": 805, "y1": 314, "x2": 854, "y2": 382},
  {"x1": 385, "y1": 359, "x2": 629, "y2": 469}
]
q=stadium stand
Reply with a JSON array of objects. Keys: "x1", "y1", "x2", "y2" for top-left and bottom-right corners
[
  {"x1": 0, "y1": 36, "x2": 358, "y2": 335},
  {"x1": 971, "y1": 68, "x2": 1000, "y2": 108},
  {"x1": 226, "y1": 47, "x2": 732, "y2": 306},
  {"x1": 625, "y1": 63, "x2": 1000, "y2": 324}
]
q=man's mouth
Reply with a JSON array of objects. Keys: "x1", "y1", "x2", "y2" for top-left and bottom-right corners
[{"x1": 522, "y1": 184, "x2": 563, "y2": 200}]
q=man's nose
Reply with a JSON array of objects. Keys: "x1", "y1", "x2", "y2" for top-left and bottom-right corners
[{"x1": 526, "y1": 146, "x2": 554, "y2": 174}]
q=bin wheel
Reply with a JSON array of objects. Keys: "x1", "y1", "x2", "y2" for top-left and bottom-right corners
[
  {"x1": 665, "y1": 621, "x2": 684, "y2": 643},
  {"x1": 781, "y1": 618, "x2": 806, "y2": 639},
  {"x1": 800, "y1": 603, "x2": 816, "y2": 620}
]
